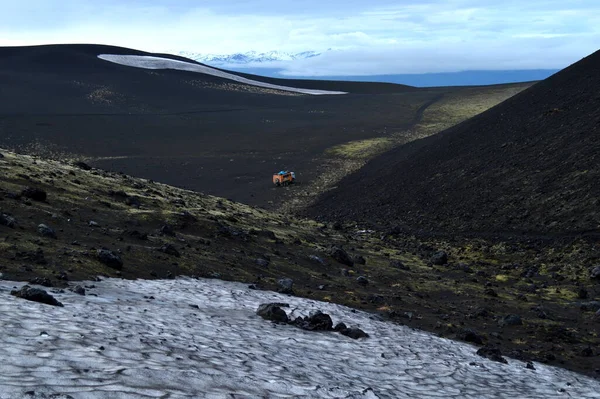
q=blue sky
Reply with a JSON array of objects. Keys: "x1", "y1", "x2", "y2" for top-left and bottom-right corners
[{"x1": 1, "y1": 0, "x2": 599, "y2": 75}]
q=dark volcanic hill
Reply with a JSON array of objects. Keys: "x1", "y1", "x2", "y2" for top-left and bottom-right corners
[
  {"x1": 0, "y1": 44, "x2": 444, "y2": 207},
  {"x1": 305, "y1": 50, "x2": 600, "y2": 236}
]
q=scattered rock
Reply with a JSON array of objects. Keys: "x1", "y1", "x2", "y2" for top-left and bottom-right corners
[
  {"x1": 97, "y1": 249, "x2": 123, "y2": 270},
  {"x1": 125, "y1": 196, "x2": 141, "y2": 208},
  {"x1": 590, "y1": 266, "x2": 600, "y2": 280},
  {"x1": 29, "y1": 277, "x2": 53, "y2": 287},
  {"x1": 309, "y1": 255, "x2": 328, "y2": 266},
  {"x1": 278, "y1": 278, "x2": 294, "y2": 294},
  {"x1": 22, "y1": 187, "x2": 47, "y2": 202},
  {"x1": 476, "y1": 345, "x2": 507, "y2": 364},
  {"x1": 484, "y1": 288, "x2": 498, "y2": 297},
  {"x1": 0, "y1": 152, "x2": 4, "y2": 159},
  {"x1": 37, "y1": 224, "x2": 57, "y2": 239},
  {"x1": 159, "y1": 244, "x2": 180, "y2": 257},
  {"x1": 390, "y1": 260, "x2": 410, "y2": 270},
  {"x1": 0, "y1": 213, "x2": 17, "y2": 228},
  {"x1": 293, "y1": 311, "x2": 333, "y2": 331},
  {"x1": 579, "y1": 301, "x2": 600, "y2": 312},
  {"x1": 526, "y1": 362, "x2": 536, "y2": 370},
  {"x1": 431, "y1": 251, "x2": 448, "y2": 265},
  {"x1": 10, "y1": 285, "x2": 63, "y2": 307},
  {"x1": 71, "y1": 285, "x2": 86, "y2": 295},
  {"x1": 356, "y1": 276, "x2": 369, "y2": 286},
  {"x1": 341, "y1": 268, "x2": 350, "y2": 277},
  {"x1": 256, "y1": 303, "x2": 289, "y2": 323},
  {"x1": 500, "y1": 314, "x2": 523, "y2": 327},
  {"x1": 330, "y1": 246, "x2": 354, "y2": 267},
  {"x1": 355, "y1": 255, "x2": 366, "y2": 265},
  {"x1": 255, "y1": 258, "x2": 270, "y2": 267},
  {"x1": 577, "y1": 287, "x2": 589, "y2": 299},
  {"x1": 581, "y1": 347, "x2": 594, "y2": 357},
  {"x1": 340, "y1": 327, "x2": 369, "y2": 339},
  {"x1": 334, "y1": 322, "x2": 347, "y2": 331},
  {"x1": 89, "y1": 220, "x2": 100, "y2": 227},
  {"x1": 160, "y1": 224, "x2": 175, "y2": 236},
  {"x1": 455, "y1": 263, "x2": 474, "y2": 273},
  {"x1": 457, "y1": 328, "x2": 485, "y2": 345},
  {"x1": 73, "y1": 161, "x2": 92, "y2": 170}
]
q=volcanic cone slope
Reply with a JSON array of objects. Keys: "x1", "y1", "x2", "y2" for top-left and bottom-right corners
[{"x1": 306, "y1": 50, "x2": 600, "y2": 236}]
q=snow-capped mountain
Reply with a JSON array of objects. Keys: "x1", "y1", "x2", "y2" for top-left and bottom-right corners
[{"x1": 179, "y1": 50, "x2": 323, "y2": 65}]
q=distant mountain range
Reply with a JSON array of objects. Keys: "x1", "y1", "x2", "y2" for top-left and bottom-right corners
[
  {"x1": 179, "y1": 50, "x2": 558, "y2": 87},
  {"x1": 179, "y1": 50, "x2": 322, "y2": 65}
]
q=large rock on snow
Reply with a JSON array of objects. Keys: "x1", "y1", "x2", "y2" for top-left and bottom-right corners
[
  {"x1": 11, "y1": 285, "x2": 63, "y2": 307},
  {"x1": 256, "y1": 303, "x2": 289, "y2": 323}
]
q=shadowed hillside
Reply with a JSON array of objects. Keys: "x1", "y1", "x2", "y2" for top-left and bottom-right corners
[
  {"x1": 305, "y1": 50, "x2": 600, "y2": 236},
  {"x1": 0, "y1": 44, "x2": 530, "y2": 209}
]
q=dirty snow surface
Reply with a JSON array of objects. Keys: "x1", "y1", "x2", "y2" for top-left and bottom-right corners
[
  {"x1": 98, "y1": 54, "x2": 347, "y2": 96},
  {"x1": 1, "y1": 278, "x2": 598, "y2": 399}
]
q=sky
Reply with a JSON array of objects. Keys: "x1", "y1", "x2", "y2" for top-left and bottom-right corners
[{"x1": 1, "y1": 0, "x2": 599, "y2": 75}]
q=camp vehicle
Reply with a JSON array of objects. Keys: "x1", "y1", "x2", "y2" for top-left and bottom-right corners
[{"x1": 273, "y1": 171, "x2": 295, "y2": 186}]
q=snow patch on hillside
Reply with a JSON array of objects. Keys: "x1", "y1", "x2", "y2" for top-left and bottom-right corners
[
  {"x1": 98, "y1": 54, "x2": 346, "y2": 95},
  {"x1": 1, "y1": 277, "x2": 598, "y2": 398}
]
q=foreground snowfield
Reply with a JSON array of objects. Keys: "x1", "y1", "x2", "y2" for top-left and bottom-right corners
[
  {"x1": 0, "y1": 277, "x2": 598, "y2": 399},
  {"x1": 98, "y1": 54, "x2": 347, "y2": 96}
]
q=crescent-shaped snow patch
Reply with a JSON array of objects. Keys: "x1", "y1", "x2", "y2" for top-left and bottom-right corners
[{"x1": 98, "y1": 54, "x2": 347, "y2": 96}]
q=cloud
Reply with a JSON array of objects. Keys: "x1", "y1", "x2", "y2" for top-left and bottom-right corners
[{"x1": 0, "y1": 0, "x2": 598, "y2": 74}]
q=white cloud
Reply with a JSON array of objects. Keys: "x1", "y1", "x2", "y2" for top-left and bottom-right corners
[{"x1": 0, "y1": 0, "x2": 598, "y2": 74}]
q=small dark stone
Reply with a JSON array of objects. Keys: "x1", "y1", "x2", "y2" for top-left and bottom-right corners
[
  {"x1": 356, "y1": 276, "x2": 369, "y2": 286},
  {"x1": 390, "y1": 260, "x2": 410, "y2": 270},
  {"x1": 355, "y1": 255, "x2": 366, "y2": 265},
  {"x1": 73, "y1": 161, "x2": 92, "y2": 170},
  {"x1": 457, "y1": 328, "x2": 485, "y2": 345},
  {"x1": 0, "y1": 213, "x2": 17, "y2": 228},
  {"x1": 159, "y1": 244, "x2": 180, "y2": 257},
  {"x1": 248, "y1": 284, "x2": 257, "y2": 290},
  {"x1": 37, "y1": 224, "x2": 57, "y2": 239},
  {"x1": 526, "y1": 362, "x2": 536, "y2": 370},
  {"x1": 22, "y1": 187, "x2": 47, "y2": 202},
  {"x1": 256, "y1": 303, "x2": 289, "y2": 323},
  {"x1": 255, "y1": 258, "x2": 270, "y2": 267},
  {"x1": 97, "y1": 249, "x2": 123, "y2": 270},
  {"x1": 278, "y1": 278, "x2": 294, "y2": 294},
  {"x1": 72, "y1": 285, "x2": 86, "y2": 295},
  {"x1": 160, "y1": 224, "x2": 175, "y2": 236},
  {"x1": 330, "y1": 246, "x2": 354, "y2": 267},
  {"x1": 334, "y1": 322, "x2": 347, "y2": 331},
  {"x1": 340, "y1": 327, "x2": 369, "y2": 339},
  {"x1": 29, "y1": 277, "x2": 53, "y2": 287},
  {"x1": 476, "y1": 346, "x2": 507, "y2": 364},
  {"x1": 500, "y1": 314, "x2": 523, "y2": 327},
  {"x1": 431, "y1": 251, "x2": 448, "y2": 265},
  {"x1": 11, "y1": 285, "x2": 63, "y2": 306}
]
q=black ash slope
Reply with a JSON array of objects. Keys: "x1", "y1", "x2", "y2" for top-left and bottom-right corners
[
  {"x1": 0, "y1": 44, "x2": 434, "y2": 206},
  {"x1": 305, "y1": 50, "x2": 600, "y2": 236}
]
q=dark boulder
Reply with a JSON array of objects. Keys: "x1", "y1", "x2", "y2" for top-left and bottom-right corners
[
  {"x1": 29, "y1": 277, "x2": 53, "y2": 287},
  {"x1": 579, "y1": 301, "x2": 600, "y2": 312},
  {"x1": 390, "y1": 260, "x2": 409, "y2": 270},
  {"x1": 334, "y1": 322, "x2": 347, "y2": 331},
  {"x1": 457, "y1": 328, "x2": 485, "y2": 345},
  {"x1": 330, "y1": 246, "x2": 354, "y2": 267},
  {"x1": 71, "y1": 285, "x2": 86, "y2": 295},
  {"x1": 590, "y1": 266, "x2": 600, "y2": 280},
  {"x1": 159, "y1": 244, "x2": 180, "y2": 257},
  {"x1": 256, "y1": 303, "x2": 289, "y2": 323},
  {"x1": 476, "y1": 346, "x2": 508, "y2": 364},
  {"x1": 22, "y1": 187, "x2": 47, "y2": 202},
  {"x1": 37, "y1": 224, "x2": 57, "y2": 239},
  {"x1": 97, "y1": 249, "x2": 123, "y2": 269},
  {"x1": 355, "y1": 255, "x2": 366, "y2": 265},
  {"x1": 500, "y1": 314, "x2": 523, "y2": 327},
  {"x1": 255, "y1": 258, "x2": 270, "y2": 267},
  {"x1": 293, "y1": 311, "x2": 334, "y2": 331},
  {"x1": 0, "y1": 213, "x2": 16, "y2": 228},
  {"x1": 73, "y1": 161, "x2": 92, "y2": 170},
  {"x1": 278, "y1": 278, "x2": 294, "y2": 294},
  {"x1": 125, "y1": 196, "x2": 141, "y2": 208},
  {"x1": 356, "y1": 276, "x2": 369, "y2": 286},
  {"x1": 11, "y1": 285, "x2": 63, "y2": 307},
  {"x1": 431, "y1": 251, "x2": 448, "y2": 265},
  {"x1": 340, "y1": 327, "x2": 369, "y2": 339}
]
